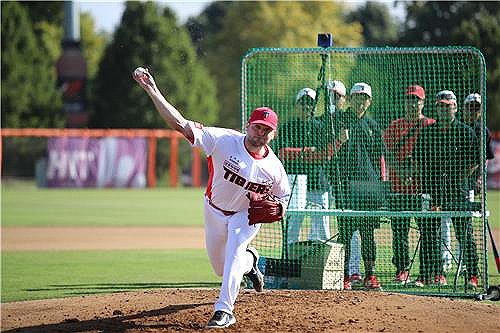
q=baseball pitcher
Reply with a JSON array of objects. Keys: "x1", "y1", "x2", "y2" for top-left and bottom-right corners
[{"x1": 133, "y1": 67, "x2": 290, "y2": 328}]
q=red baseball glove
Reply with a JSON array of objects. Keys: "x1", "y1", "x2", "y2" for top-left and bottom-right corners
[{"x1": 247, "y1": 192, "x2": 284, "y2": 225}]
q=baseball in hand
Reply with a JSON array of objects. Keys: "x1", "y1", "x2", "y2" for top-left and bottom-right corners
[{"x1": 133, "y1": 67, "x2": 147, "y2": 78}]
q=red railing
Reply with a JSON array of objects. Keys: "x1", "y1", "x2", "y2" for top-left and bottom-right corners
[{"x1": 0, "y1": 128, "x2": 202, "y2": 187}]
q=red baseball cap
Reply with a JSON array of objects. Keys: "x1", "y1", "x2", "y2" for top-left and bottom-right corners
[
  {"x1": 248, "y1": 107, "x2": 278, "y2": 130},
  {"x1": 406, "y1": 85, "x2": 425, "y2": 99}
]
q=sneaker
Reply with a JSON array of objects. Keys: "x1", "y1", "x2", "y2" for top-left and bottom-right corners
[
  {"x1": 434, "y1": 275, "x2": 448, "y2": 286},
  {"x1": 343, "y1": 277, "x2": 352, "y2": 290},
  {"x1": 349, "y1": 273, "x2": 363, "y2": 285},
  {"x1": 244, "y1": 247, "x2": 264, "y2": 292},
  {"x1": 206, "y1": 310, "x2": 236, "y2": 328},
  {"x1": 364, "y1": 275, "x2": 382, "y2": 290},
  {"x1": 394, "y1": 271, "x2": 410, "y2": 285},
  {"x1": 415, "y1": 279, "x2": 426, "y2": 288},
  {"x1": 468, "y1": 276, "x2": 478, "y2": 288}
]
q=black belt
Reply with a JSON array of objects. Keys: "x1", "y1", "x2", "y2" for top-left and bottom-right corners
[{"x1": 208, "y1": 200, "x2": 237, "y2": 216}]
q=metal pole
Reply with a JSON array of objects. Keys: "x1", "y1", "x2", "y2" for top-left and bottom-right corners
[{"x1": 64, "y1": 1, "x2": 80, "y2": 42}]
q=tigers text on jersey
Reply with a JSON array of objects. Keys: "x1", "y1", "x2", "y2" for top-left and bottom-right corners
[{"x1": 188, "y1": 122, "x2": 290, "y2": 212}]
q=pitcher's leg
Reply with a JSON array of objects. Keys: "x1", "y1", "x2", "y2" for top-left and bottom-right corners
[
  {"x1": 214, "y1": 211, "x2": 261, "y2": 315},
  {"x1": 204, "y1": 199, "x2": 229, "y2": 276}
]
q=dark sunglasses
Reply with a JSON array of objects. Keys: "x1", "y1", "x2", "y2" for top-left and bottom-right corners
[{"x1": 405, "y1": 95, "x2": 421, "y2": 101}]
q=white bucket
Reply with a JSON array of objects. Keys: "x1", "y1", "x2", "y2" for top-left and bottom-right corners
[{"x1": 287, "y1": 174, "x2": 307, "y2": 209}]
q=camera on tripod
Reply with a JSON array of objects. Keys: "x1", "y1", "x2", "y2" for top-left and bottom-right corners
[{"x1": 317, "y1": 33, "x2": 333, "y2": 48}]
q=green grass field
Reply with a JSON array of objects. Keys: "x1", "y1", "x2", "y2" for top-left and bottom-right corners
[
  {"x1": 1, "y1": 250, "x2": 220, "y2": 303},
  {"x1": 1, "y1": 181, "x2": 205, "y2": 226},
  {"x1": 1, "y1": 182, "x2": 499, "y2": 302},
  {"x1": 488, "y1": 190, "x2": 500, "y2": 228}
]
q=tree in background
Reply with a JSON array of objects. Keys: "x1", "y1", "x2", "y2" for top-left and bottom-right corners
[
  {"x1": 188, "y1": 1, "x2": 363, "y2": 129},
  {"x1": 21, "y1": 1, "x2": 107, "y2": 74},
  {"x1": 347, "y1": 1, "x2": 399, "y2": 46},
  {"x1": 22, "y1": 2, "x2": 108, "y2": 109},
  {"x1": 399, "y1": 1, "x2": 500, "y2": 130},
  {"x1": 1, "y1": 2, "x2": 62, "y2": 178},
  {"x1": 1, "y1": 2, "x2": 63, "y2": 128},
  {"x1": 1, "y1": 2, "x2": 109, "y2": 178},
  {"x1": 90, "y1": 2, "x2": 218, "y2": 128},
  {"x1": 1, "y1": 2, "x2": 107, "y2": 128},
  {"x1": 185, "y1": 1, "x2": 232, "y2": 57},
  {"x1": 80, "y1": 13, "x2": 108, "y2": 80},
  {"x1": 3, "y1": 1, "x2": 497, "y2": 131},
  {"x1": 20, "y1": 1, "x2": 64, "y2": 26},
  {"x1": 453, "y1": 6, "x2": 500, "y2": 131}
]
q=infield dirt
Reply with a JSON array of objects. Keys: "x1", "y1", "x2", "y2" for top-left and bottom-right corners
[
  {"x1": 2, "y1": 288, "x2": 499, "y2": 332},
  {"x1": 2, "y1": 226, "x2": 499, "y2": 332}
]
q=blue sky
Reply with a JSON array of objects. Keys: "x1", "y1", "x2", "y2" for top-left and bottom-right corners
[
  {"x1": 79, "y1": 1, "x2": 405, "y2": 34},
  {"x1": 80, "y1": 1, "x2": 212, "y2": 33}
]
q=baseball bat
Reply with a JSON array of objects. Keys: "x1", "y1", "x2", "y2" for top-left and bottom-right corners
[{"x1": 486, "y1": 220, "x2": 500, "y2": 273}]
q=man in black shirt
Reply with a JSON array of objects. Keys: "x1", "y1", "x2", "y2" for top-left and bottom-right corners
[
  {"x1": 462, "y1": 93, "x2": 495, "y2": 194},
  {"x1": 334, "y1": 82, "x2": 387, "y2": 291},
  {"x1": 320, "y1": 80, "x2": 364, "y2": 285},
  {"x1": 414, "y1": 90, "x2": 480, "y2": 288},
  {"x1": 441, "y1": 92, "x2": 495, "y2": 273},
  {"x1": 278, "y1": 88, "x2": 332, "y2": 245}
]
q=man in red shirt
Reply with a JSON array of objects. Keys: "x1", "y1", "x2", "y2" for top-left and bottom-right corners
[{"x1": 384, "y1": 85, "x2": 435, "y2": 284}]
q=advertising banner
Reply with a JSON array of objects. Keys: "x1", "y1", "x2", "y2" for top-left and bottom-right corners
[
  {"x1": 487, "y1": 138, "x2": 500, "y2": 190},
  {"x1": 47, "y1": 137, "x2": 146, "y2": 188}
]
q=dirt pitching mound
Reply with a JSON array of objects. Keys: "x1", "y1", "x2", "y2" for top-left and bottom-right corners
[{"x1": 2, "y1": 288, "x2": 499, "y2": 332}]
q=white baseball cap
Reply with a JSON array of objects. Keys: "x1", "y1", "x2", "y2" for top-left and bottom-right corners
[
  {"x1": 464, "y1": 93, "x2": 481, "y2": 104},
  {"x1": 435, "y1": 90, "x2": 457, "y2": 105},
  {"x1": 327, "y1": 80, "x2": 346, "y2": 96},
  {"x1": 296, "y1": 87, "x2": 316, "y2": 102},
  {"x1": 350, "y1": 82, "x2": 372, "y2": 98}
]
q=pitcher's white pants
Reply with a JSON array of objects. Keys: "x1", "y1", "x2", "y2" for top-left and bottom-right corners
[{"x1": 204, "y1": 197, "x2": 260, "y2": 315}]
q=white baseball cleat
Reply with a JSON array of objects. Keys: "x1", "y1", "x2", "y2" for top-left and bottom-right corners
[
  {"x1": 244, "y1": 247, "x2": 264, "y2": 292},
  {"x1": 206, "y1": 310, "x2": 236, "y2": 328}
]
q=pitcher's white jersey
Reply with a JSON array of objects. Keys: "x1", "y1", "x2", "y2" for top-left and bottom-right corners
[{"x1": 188, "y1": 121, "x2": 290, "y2": 210}]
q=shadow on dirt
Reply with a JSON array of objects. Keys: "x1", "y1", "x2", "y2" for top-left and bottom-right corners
[{"x1": 3, "y1": 301, "x2": 212, "y2": 333}]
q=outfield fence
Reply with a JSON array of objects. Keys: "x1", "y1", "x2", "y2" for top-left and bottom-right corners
[{"x1": 0, "y1": 128, "x2": 202, "y2": 187}]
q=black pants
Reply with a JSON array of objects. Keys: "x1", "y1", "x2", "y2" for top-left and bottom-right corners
[
  {"x1": 338, "y1": 216, "x2": 378, "y2": 277},
  {"x1": 415, "y1": 215, "x2": 479, "y2": 280},
  {"x1": 453, "y1": 216, "x2": 479, "y2": 278},
  {"x1": 416, "y1": 218, "x2": 443, "y2": 280},
  {"x1": 391, "y1": 217, "x2": 411, "y2": 273}
]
